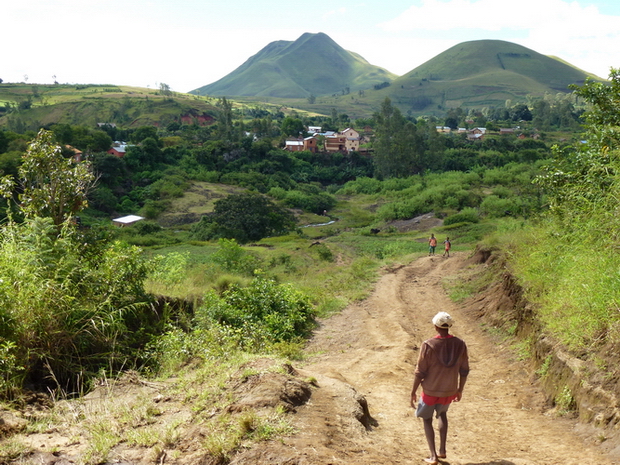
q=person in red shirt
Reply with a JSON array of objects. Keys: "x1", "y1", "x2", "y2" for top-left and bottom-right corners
[
  {"x1": 428, "y1": 234, "x2": 437, "y2": 256},
  {"x1": 410, "y1": 312, "x2": 469, "y2": 464}
]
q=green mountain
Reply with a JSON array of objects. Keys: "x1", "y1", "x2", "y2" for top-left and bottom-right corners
[
  {"x1": 373, "y1": 39, "x2": 601, "y2": 114},
  {"x1": 190, "y1": 32, "x2": 397, "y2": 98}
]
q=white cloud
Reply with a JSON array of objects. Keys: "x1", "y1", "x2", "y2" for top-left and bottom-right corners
[{"x1": 323, "y1": 7, "x2": 348, "y2": 20}]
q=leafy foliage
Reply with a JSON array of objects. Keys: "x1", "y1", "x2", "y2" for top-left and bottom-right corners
[
  {"x1": 535, "y1": 68, "x2": 620, "y2": 229},
  {"x1": 0, "y1": 218, "x2": 152, "y2": 395},
  {"x1": 191, "y1": 192, "x2": 296, "y2": 243},
  {"x1": 211, "y1": 238, "x2": 263, "y2": 276},
  {"x1": 0, "y1": 129, "x2": 95, "y2": 225},
  {"x1": 195, "y1": 275, "x2": 315, "y2": 347},
  {"x1": 512, "y1": 68, "x2": 620, "y2": 349},
  {"x1": 373, "y1": 98, "x2": 427, "y2": 178},
  {"x1": 443, "y1": 207, "x2": 479, "y2": 225}
]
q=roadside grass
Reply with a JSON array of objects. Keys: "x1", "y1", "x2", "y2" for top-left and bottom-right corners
[
  {"x1": 0, "y1": 438, "x2": 30, "y2": 462},
  {"x1": 481, "y1": 215, "x2": 620, "y2": 350},
  {"x1": 513, "y1": 226, "x2": 620, "y2": 348},
  {"x1": 0, "y1": 351, "x2": 295, "y2": 465}
]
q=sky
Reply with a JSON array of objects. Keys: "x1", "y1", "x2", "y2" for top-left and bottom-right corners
[{"x1": 3, "y1": 0, "x2": 620, "y2": 93}]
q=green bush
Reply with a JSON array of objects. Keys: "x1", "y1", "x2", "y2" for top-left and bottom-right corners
[
  {"x1": 443, "y1": 207, "x2": 479, "y2": 225},
  {"x1": 191, "y1": 192, "x2": 296, "y2": 243},
  {"x1": 282, "y1": 189, "x2": 336, "y2": 213},
  {"x1": 196, "y1": 275, "x2": 316, "y2": 347},
  {"x1": 211, "y1": 238, "x2": 263, "y2": 276}
]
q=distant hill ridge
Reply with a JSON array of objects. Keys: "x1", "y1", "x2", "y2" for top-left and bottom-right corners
[
  {"x1": 403, "y1": 40, "x2": 595, "y2": 89},
  {"x1": 191, "y1": 32, "x2": 397, "y2": 98},
  {"x1": 191, "y1": 35, "x2": 603, "y2": 115},
  {"x1": 359, "y1": 39, "x2": 602, "y2": 113}
]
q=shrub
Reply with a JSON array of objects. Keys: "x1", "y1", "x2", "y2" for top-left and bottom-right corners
[
  {"x1": 191, "y1": 192, "x2": 296, "y2": 243},
  {"x1": 443, "y1": 207, "x2": 479, "y2": 225},
  {"x1": 196, "y1": 276, "x2": 316, "y2": 347},
  {"x1": 211, "y1": 238, "x2": 263, "y2": 276}
]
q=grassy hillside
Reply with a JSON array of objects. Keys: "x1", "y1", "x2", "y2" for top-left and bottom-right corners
[
  {"x1": 370, "y1": 39, "x2": 600, "y2": 115},
  {"x1": 0, "y1": 83, "x2": 220, "y2": 130},
  {"x1": 190, "y1": 32, "x2": 397, "y2": 98},
  {"x1": 0, "y1": 39, "x2": 604, "y2": 126}
]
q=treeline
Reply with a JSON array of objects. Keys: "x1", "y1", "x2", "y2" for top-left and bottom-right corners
[
  {"x1": 0, "y1": 91, "x2": 586, "y2": 239},
  {"x1": 442, "y1": 92, "x2": 584, "y2": 131}
]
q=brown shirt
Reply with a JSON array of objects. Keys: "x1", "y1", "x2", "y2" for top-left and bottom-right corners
[{"x1": 414, "y1": 335, "x2": 469, "y2": 397}]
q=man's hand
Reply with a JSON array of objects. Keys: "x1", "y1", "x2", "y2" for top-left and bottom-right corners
[
  {"x1": 455, "y1": 390, "x2": 463, "y2": 402},
  {"x1": 410, "y1": 392, "x2": 417, "y2": 408}
]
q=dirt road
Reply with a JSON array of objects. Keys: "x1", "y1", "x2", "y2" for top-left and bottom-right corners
[{"x1": 234, "y1": 252, "x2": 616, "y2": 464}]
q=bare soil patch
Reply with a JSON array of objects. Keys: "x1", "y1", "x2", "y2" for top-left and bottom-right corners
[{"x1": 387, "y1": 212, "x2": 443, "y2": 233}]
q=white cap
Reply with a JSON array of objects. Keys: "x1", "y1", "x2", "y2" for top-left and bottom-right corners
[{"x1": 432, "y1": 312, "x2": 454, "y2": 328}]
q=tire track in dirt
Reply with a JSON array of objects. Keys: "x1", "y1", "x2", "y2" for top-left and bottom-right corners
[{"x1": 233, "y1": 253, "x2": 615, "y2": 464}]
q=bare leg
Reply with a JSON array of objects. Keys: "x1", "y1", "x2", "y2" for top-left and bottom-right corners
[
  {"x1": 423, "y1": 417, "x2": 438, "y2": 462},
  {"x1": 437, "y1": 412, "x2": 448, "y2": 458}
]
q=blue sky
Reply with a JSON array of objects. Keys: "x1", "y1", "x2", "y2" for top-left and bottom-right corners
[{"x1": 4, "y1": 0, "x2": 620, "y2": 92}]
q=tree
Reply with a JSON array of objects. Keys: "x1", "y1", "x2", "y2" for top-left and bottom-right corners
[
  {"x1": 159, "y1": 82, "x2": 172, "y2": 98},
  {"x1": 191, "y1": 192, "x2": 296, "y2": 243},
  {"x1": 130, "y1": 126, "x2": 159, "y2": 144},
  {"x1": 511, "y1": 103, "x2": 532, "y2": 121},
  {"x1": 373, "y1": 98, "x2": 427, "y2": 178},
  {"x1": 0, "y1": 129, "x2": 95, "y2": 225},
  {"x1": 280, "y1": 117, "x2": 305, "y2": 138},
  {"x1": 217, "y1": 97, "x2": 234, "y2": 142},
  {"x1": 535, "y1": 68, "x2": 620, "y2": 224}
]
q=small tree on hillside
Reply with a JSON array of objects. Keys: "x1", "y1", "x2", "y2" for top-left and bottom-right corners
[
  {"x1": 192, "y1": 192, "x2": 296, "y2": 243},
  {"x1": 0, "y1": 129, "x2": 95, "y2": 225}
]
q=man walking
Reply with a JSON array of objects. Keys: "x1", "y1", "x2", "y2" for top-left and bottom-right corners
[
  {"x1": 428, "y1": 234, "x2": 437, "y2": 256},
  {"x1": 411, "y1": 312, "x2": 469, "y2": 464}
]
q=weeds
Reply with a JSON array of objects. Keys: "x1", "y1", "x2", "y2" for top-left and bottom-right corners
[
  {"x1": 555, "y1": 385, "x2": 575, "y2": 414},
  {"x1": 0, "y1": 438, "x2": 30, "y2": 462},
  {"x1": 81, "y1": 418, "x2": 120, "y2": 464},
  {"x1": 536, "y1": 355, "x2": 553, "y2": 378}
]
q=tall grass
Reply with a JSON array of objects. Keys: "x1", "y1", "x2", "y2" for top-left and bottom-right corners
[
  {"x1": 0, "y1": 217, "x2": 154, "y2": 396},
  {"x1": 500, "y1": 215, "x2": 620, "y2": 349}
]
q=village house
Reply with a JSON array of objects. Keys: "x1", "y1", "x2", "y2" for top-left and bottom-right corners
[
  {"x1": 284, "y1": 138, "x2": 304, "y2": 152},
  {"x1": 341, "y1": 128, "x2": 361, "y2": 152},
  {"x1": 467, "y1": 127, "x2": 486, "y2": 141},
  {"x1": 64, "y1": 145, "x2": 83, "y2": 163},
  {"x1": 107, "y1": 142, "x2": 130, "y2": 158},
  {"x1": 323, "y1": 132, "x2": 347, "y2": 153},
  {"x1": 283, "y1": 127, "x2": 365, "y2": 154},
  {"x1": 303, "y1": 136, "x2": 318, "y2": 153}
]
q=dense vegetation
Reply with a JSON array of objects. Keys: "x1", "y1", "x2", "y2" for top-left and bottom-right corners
[
  {"x1": 3, "y1": 66, "x2": 620, "y2": 464},
  {"x1": 504, "y1": 68, "x2": 620, "y2": 350}
]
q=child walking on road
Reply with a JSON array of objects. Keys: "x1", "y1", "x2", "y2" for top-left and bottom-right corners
[{"x1": 443, "y1": 237, "x2": 451, "y2": 257}]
